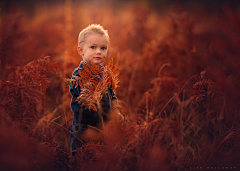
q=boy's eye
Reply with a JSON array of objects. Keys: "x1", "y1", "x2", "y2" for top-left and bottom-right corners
[
  {"x1": 101, "y1": 47, "x2": 107, "y2": 50},
  {"x1": 90, "y1": 46, "x2": 95, "y2": 49}
]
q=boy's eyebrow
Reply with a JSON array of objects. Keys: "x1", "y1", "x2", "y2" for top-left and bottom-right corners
[{"x1": 90, "y1": 43, "x2": 108, "y2": 47}]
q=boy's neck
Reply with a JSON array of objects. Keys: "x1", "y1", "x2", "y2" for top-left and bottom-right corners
[{"x1": 80, "y1": 61, "x2": 104, "y2": 68}]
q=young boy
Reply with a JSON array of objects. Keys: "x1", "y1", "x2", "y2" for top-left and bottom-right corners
[{"x1": 70, "y1": 24, "x2": 124, "y2": 155}]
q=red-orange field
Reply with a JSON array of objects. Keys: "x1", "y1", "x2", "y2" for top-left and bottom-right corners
[{"x1": 1, "y1": 1, "x2": 240, "y2": 170}]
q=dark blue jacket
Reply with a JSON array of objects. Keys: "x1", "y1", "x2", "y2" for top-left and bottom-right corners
[{"x1": 70, "y1": 62, "x2": 117, "y2": 128}]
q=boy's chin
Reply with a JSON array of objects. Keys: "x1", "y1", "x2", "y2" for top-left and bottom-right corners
[{"x1": 92, "y1": 60, "x2": 104, "y2": 65}]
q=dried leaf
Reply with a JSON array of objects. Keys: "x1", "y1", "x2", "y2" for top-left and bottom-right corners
[{"x1": 69, "y1": 57, "x2": 120, "y2": 111}]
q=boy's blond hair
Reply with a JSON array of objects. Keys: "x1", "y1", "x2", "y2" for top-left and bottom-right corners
[{"x1": 78, "y1": 24, "x2": 109, "y2": 47}]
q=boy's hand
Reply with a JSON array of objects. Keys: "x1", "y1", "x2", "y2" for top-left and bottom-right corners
[
  {"x1": 81, "y1": 126, "x2": 103, "y2": 143},
  {"x1": 111, "y1": 99, "x2": 124, "y2": 123},
  {"x1": 117, "y1": 112, "x2": 124, "y2": 123},
  {"x1": 110, "y1": 108, "x2": 124, "y2": 123}
]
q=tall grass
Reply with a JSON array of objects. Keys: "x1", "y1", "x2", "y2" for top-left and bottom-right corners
[{"x1": 1, "y1": 1, "x2": 240, "y2": 170}]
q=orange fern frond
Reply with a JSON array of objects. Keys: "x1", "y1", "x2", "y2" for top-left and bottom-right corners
[
  {"x1": 78, "y1": 62, "x2": 103, "y2": 89},
  {"x1": 68, "y1": 57, "x2": 119, "y2": 111},
  {"x1": 77, "y1": 66, "x2": 109, "y2": 111},
  {"x1": 16, "y1": 56, "x2": 60, "y2": 93},
  {"x1": 0, "y1": 56, "x2": 60, "y2": 126},
  {"x1": 77, "y1": 88, "x2": 99, "y2": 111},
  {"x1": 105, "y1": 57, "x2": 120, "y2": 91}
]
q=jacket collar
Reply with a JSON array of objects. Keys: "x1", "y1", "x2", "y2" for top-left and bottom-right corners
[{"x1": 78, "y1": 61, "x2": 104, "y2": 70}]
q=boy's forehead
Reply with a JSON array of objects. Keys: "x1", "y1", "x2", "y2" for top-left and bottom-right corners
[{"x1": 85, "y1": 33, "x2": 108, "y2": 44}]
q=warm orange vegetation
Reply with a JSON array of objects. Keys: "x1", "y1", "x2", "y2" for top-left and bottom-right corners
[
  {"x1": 1, "y1": 1, "x2": 240, "y2": 170},
  {"x1": 67, "y1": 57, "x2": 119, "y2": 111}
]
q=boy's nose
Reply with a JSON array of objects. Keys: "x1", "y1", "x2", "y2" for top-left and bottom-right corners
[{"x1": 96, "y1": 48, "x2": 101, "y2": 54}]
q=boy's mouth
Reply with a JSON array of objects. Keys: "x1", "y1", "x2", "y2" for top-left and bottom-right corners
[{"x1": 94, "y1": 57, "x2": 102, "y2": 60}]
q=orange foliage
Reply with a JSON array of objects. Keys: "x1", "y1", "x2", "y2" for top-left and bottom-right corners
[
  {"x1": 1, "y1": 1, "x2": 240, "y2": 170},
  {"x1": 67, "y1": 57, "x2": 119, "y2": 111}
]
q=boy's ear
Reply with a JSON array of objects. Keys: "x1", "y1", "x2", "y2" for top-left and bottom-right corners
[{"x1": 77, "y1": 46, "x2": 83, "y2": 56}]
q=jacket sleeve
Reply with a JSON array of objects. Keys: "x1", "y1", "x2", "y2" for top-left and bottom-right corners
[
  {"x1": 108, "y1": 86, "x2": 117, "y2": 100},
  {"x1": 70, "y1": 68, "x2": 82, "y2": 115},
  {"x1": 70, "y1": 82, "x2": 81, "y2": 114}
]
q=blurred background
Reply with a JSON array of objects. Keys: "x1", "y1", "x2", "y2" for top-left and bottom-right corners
[
  {"x1": 1, "y1": 0, "x2": 240, "y2": 170},
  {"x1": 2, "y1": 0, "x2": 240, "y2": 107}
]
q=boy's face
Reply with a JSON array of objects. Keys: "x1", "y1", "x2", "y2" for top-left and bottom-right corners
[{"x1": 77, "y1": 33, "x2": 108, "y2": 65}]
